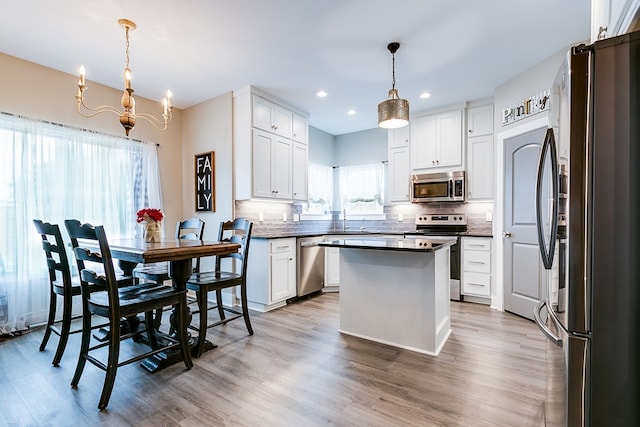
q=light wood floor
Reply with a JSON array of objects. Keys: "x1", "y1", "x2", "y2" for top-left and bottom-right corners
[{"x1": 0, "y1": 293, "x2": 546, "y2": 426}]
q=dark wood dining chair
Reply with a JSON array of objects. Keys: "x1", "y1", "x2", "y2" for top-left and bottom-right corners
[
  {"x1": 33, "y1": 219, "x2": 107, "y2": 366},
  {"x1": 186, "y1": 218, "x2": 253, "y2": 357},
  {"x1": 64, "y1": 219, "x2": 193, "y2": 410},
  {"x1": 133, "y1": 217, "x2": 205, "y2": 329}
]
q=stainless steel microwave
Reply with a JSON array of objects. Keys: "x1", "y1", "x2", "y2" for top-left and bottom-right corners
[{"x1": 411, "y1": 171, "x2": 466, "y2": 203}]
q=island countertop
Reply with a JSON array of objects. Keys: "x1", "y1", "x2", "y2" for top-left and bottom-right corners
[{"x1": 319, "y1": 237, "x2": 456, "y2": 252}]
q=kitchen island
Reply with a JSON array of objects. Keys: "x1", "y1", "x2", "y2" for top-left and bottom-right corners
[{"x1": 319, "y1": 237, "x2": 455, "y2": 356}]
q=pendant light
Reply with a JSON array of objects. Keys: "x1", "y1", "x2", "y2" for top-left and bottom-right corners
[{"x1": 378, "y1": 42, "x2": 409, "y2": 129}]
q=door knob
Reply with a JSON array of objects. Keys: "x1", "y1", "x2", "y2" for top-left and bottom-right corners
[{"x1": 502, "y1": 231, "x2": 512, "y2": 237}]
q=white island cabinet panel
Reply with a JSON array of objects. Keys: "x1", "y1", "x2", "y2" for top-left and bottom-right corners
[{"x1": 338, "y1": 246, "x2": 451, "y2": 356}]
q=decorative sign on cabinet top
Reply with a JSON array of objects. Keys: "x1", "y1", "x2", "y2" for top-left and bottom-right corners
[{"x1": 501, "y1": 89, "x2": 550, "y2": 126}]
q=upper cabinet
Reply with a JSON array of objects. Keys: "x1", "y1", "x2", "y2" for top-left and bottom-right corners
[
  {"x1": 387, "y1": 126, "x2": 411, "y2": 202},
  {"x1": 591, "y1": 0, "x2": 640, "y2": 41},
  {"x1": 411, "y1": 108, "x2": 463, "y2": 171},
  {"x1": 292, "y1": 113, "x2": 308, "y2": 144},
  {"x1": 466, "y1": 104, "x2": 494, "y2": 137},
  {"x1": 233, "y1": 86, "x2": 309, "y2": 201},
  {"x1": 252, "y1": 95, "x2": 292, "y2": 138},
  {"x1": 466, "y1": 104, "x2": 494, "y2": 201}
]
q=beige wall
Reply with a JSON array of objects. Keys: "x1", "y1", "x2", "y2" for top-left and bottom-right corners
[
  {"x1": 181, "y1": 93, "x2": 234, "y2": 241},
  {"x1": 0, "y1": 52, "x2": 187, "y2": 230}
]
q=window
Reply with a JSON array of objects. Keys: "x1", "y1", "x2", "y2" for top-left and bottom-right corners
[
  {"x1": 339, "y1": 163, "x2": 385, "y2": 217},
  {"x1": 0, "y1": 113, "x2": 162, "y2": 333},
  {"x1": 302, "y1": 163, "x2": 333, "y2": 215}
]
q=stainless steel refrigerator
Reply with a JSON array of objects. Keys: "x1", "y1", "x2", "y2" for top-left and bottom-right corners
[{"x1": 534, "y1": 31, "x2": 640, "y2": 426}]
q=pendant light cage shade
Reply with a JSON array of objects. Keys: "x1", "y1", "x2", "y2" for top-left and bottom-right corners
[
  {"x1": 378, "y1": 89, "x2": 410, "y2": 129},
  {"x1": 378, "y1": 42, "x2": 409, "y2": 129}
]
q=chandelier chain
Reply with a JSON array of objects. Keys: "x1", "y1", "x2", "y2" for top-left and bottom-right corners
[{"x1": 125, "y1": 26, "x2": 130, "y2": 69}]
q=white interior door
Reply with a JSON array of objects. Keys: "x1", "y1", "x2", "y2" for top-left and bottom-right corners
[{"x1": 503, "y1": 126, "x2": 547, "y2": 320}]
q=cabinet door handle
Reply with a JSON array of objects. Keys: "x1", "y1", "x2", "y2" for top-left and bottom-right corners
[
  {"x1": 467, "y1": 282, "x2": 484, "y2": 287},
  {"x1": 468, "y1": 260, "x2": 486, "y2": 264}
]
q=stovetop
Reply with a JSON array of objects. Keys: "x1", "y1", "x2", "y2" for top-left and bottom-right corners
[{"x1": 413, "y1": 212, "x2": 468, "y2": 236}]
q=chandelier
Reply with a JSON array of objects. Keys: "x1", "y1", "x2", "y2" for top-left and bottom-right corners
[
  {"x1": 76, "y1": 18, "x2": 173, "y2": 136},
  {"x1": 377, "y1": 42, "x2": 409, "y2": 129}
]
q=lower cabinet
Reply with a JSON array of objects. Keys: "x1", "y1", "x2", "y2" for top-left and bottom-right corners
[
  {"x1": 461, "y1": 237, "x2": 492, "y2": 300},
  {"x1": 323, "y1": 245, "x2": 340, "y2": 291},
  {"x1": 246, "y1": 238, "x2": 296, "y2": 312}
]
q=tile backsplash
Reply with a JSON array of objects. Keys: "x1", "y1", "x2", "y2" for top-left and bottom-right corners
[{"x1": 235, "y1": 200, "x2": 494, "y2": 236}]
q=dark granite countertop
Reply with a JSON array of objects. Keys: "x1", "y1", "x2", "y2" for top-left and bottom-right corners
[
  {"x1": 318, "y1": 237, "x2": 455, "y2": 252},
  {"x1": 252, "y1": 231, "x2": 492, "y2": 239},
  {"x1": 252, "y1": 231, "x2": 406, "y2": 239},
  {"x1": 460, "y1": 232, "x2": 494, "y2": 238}
]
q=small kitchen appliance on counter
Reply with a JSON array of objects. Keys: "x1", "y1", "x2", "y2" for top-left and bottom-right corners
[{"x1": 405, "y1": 213, "x2": 467, "y2": 300}]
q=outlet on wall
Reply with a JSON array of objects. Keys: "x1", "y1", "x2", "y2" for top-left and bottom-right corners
[
  {"x1": 486, "y1": 212, "x2": 493, "y2": 222},
  {"x1": 258, "y1": 212, "x2": 264, "y2": 222},
  {"x1": 398, "y1": 213, "x2": 404, "y2": 222},
  {"x1": 282, "y1": 213, "x2": 288, "y2": 222}
]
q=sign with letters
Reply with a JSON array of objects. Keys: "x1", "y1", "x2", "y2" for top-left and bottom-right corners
[
  {"x1": 195, "y1": 151, "x2": 215, "y2": 212},
  {"x1": 501, "y1": 89, "x2": 550, "y2": 126}
]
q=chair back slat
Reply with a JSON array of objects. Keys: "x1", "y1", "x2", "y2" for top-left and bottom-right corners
[
  {"x1": 33, "y1": 219, "x2": 72, "y2": 286},
  {"x1": 215, "y1": 218, "x2": 252, "y2": 274},
  {"x1": 65, "y1": 219, "x2": 120, "y2": 314},
  {"x1": 176, "y1": 217, "x2": 205, "y2": 240}
]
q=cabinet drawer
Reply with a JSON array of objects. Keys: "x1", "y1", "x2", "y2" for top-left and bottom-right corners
[
  {"x1": 463, "y1": 238, "x2": 491, "y2": 251},
  {"x1": 462, "y1": 272, "x2": 490, "y2": 297},
  {"x1": 463, "y1": 250, "x2": 491, "y2": 273},
  {"x1": 270, "y1": 239, "x2": 295, "y2": 254}
]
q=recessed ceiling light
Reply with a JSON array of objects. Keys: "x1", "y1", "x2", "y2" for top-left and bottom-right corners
[
  {"x1": 420, "y1": 92, "x2": 432, "y2": 99},
  {"x1": 347, "y1": 110, "x2": 357, "y2": 116},
  {"x1": 317, "y1": 90, "x2": 328, "y2": 98}
]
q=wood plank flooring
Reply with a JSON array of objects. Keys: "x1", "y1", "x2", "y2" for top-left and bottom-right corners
[{"x1": 0, "y1": 293, "x2": 546, "y2": 426}]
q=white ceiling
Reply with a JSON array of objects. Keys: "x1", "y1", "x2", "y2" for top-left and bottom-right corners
[{"x1": 0, "y1": 0, "x2": 590, "y2": 136}]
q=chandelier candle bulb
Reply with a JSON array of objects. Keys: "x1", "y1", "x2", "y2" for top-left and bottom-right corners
[
  {"x1": 124, "y1": 68, "x2": 132, "y2": 90},
  {"x1": 78, "y1": 65, "x2": 86, "y2": 87}
]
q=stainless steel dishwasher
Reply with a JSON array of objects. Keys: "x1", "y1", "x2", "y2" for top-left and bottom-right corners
[{"x1": 295, "y1": 236, "x2": 325, "y2": 300}]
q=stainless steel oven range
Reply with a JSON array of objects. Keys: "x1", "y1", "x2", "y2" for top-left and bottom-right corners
[{"x1": 404, "y1": 213, "x2": 467, "y2": 301}]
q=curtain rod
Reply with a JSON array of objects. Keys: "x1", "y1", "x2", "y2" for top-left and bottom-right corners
[
  {"x1": 0, "y1": 111, "x2": 160, "y2": 146},
  {"x1": 332, "y1": 160, "x2": 388, "y2": 169}
]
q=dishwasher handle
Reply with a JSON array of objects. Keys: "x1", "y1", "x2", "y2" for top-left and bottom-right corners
[{"x1": 299, "y1": 240, "x2": 320, "y2": 247}]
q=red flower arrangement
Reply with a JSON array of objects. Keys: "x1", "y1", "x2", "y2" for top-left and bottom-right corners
[{"x1": 136, "y1": 208, "x2": 164, "y2": 223}]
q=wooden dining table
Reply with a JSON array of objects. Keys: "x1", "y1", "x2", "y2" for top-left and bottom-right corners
[{"x1": 94, "y1": 238, "x2": 240, "y2": 372}]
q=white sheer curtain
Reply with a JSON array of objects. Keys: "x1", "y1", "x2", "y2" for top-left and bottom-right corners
[
  {"x1": 339, "y1": 163, "x2": 384, "y2": 214},
  {"x1": 303, "y1": 163, "x2": 333, "y2": 214},
  {"x1": 0, "y1": 113, "x2": 162, "y2": 334}
]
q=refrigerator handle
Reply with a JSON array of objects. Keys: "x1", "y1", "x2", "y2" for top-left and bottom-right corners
[
  {"x1": 534, "y1": 300, "x2": 563, "y2": 347},
  {"x1": 535, "y1": 128, "x2": 559, "y2": 269}
]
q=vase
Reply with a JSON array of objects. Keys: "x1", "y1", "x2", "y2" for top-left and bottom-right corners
[{"x1": 143, "y1": 221, "x2": 162, "y2": 243}]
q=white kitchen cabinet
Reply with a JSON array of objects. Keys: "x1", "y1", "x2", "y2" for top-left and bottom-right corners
[
  {"x1": 466, "y1": 104, "x2": 493, "y2": 137},
  {"x1": 388, "y1": 146, "x2": 411, "y2": 202},
  {"x1": 292, "y1": 140, "x2": 308, "y2": 201},
  {"x1": 411, "y1": 109, "x2": 463, "y2": 171},
  {"x1": 387, "y1": 126, "x2": 411, "y2": 203},
  {"x1": 246, "y1": 238, "x2": 296, "y2": 312},
  {"x1": 591, "y1": 0, "x2": 640, "y2": 41},
  {"x1": 388, "y1": 125, "x2": 410, "y2": 149},
  {"x1": 252, "y1": 129, "x2": 292, "y2": 200},
  {"x1": 324, "y1": 246, "x2": 340, "y2": 291},
  {"x1": 233, "y1": 86, "x2": 309, "y2": 201},
  {"x1": 461, "y1": 237, "x2": 492, "y2": 299},
  {"x1": 292, "y1": 113, "x2": 308, "y2": 144},
  {"x1": 467, "y1": 134, "x2": 494, "y2": 200},
  {"x1": 252, "y1": 95, "x2": 292, "y2": 138}
]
